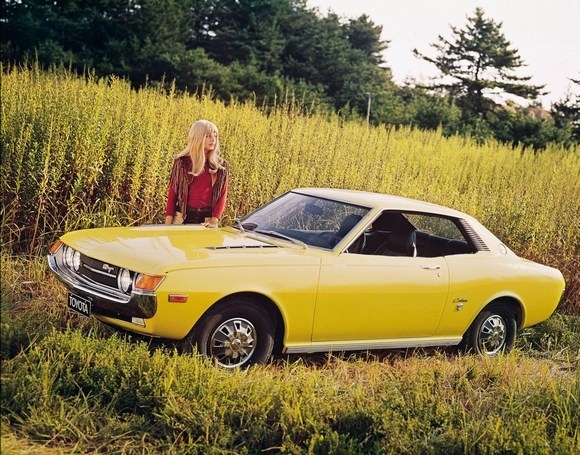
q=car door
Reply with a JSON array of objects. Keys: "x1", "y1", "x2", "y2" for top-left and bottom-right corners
[{"x1": 312, "y1": 252, "x2": 449, "y2": 342}]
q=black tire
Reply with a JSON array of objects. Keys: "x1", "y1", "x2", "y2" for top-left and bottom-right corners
[
  {"x1": 463, "y1": 304, "x2": 517, "y2": 356},
  {"x1": 186, "y1": 298, "x2": 275, "y2": 368}
]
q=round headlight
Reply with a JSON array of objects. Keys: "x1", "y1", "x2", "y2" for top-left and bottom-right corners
[
  {"x1": 64, "y1": 246, "x2": 74, "y2": 268},
  {"x1": 63, "y1": 246, "x2": 81, "y2": 271},
  {"x1": 72, "y1": 250, "x2": 81, "y2": 271},
  {"x1": 118, "y1": 268, "x2": 133, "y2": 293}
]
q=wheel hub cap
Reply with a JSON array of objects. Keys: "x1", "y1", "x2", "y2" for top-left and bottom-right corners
[
  {"x1": 210, "y1": 318, "x2": 256, "y2": 368},
  {"x1": 479, "y1": 315, "x2": 507, "y2": 355}
]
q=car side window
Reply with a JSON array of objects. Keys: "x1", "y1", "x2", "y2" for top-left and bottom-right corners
[
  {"x1": 406, "y1": 214, "x2": 463, "y2": 240},
  {"x1": 360, "y1": 211, "x2": 475, "y2": 257}
]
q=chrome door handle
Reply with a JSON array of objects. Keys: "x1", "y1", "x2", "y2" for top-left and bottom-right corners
[{"x1": 420, "y1": 265, "x2": 441, "y2": 270}]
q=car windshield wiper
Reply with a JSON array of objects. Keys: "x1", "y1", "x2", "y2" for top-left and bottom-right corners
[
  {"x1": 254, "y1": 229, "x2": 308, "y2": 249},
  {"x1": 233, "y1": 219, "x2": 257, "y2": 232}
]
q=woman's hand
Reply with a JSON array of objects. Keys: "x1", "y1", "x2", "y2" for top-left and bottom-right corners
[{"x1": 203, "y1": 217, "x2": 219, "y2": 228}]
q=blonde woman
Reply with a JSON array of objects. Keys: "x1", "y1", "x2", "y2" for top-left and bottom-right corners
[{"x1": 164, "y1": 120, "x2": 229, "y2": 227}]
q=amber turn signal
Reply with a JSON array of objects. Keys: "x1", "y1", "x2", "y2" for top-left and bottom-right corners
[
  {"x1": 134, "y1": 274, "x2": 165, "y2": 291},
  {"x1": 48, "y1": 240, "x2": 63, "y2": 254}
]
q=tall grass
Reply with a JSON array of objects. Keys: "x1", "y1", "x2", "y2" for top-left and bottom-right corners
[
  {"x1": 2, "y1": 63, "x2": 578, "y2": 310},
  {"x1": 1, "y1": 326, "x2": 578, "y2": 454}
]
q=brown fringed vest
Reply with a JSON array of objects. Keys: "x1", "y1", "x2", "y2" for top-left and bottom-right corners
[{"x1": 170, "y1": 156, "x2": 228, "y2": 218}]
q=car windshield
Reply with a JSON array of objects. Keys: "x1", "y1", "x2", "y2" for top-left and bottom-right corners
[{"x1": 237, "y1": 191, "x2": 370, "y2": 249}]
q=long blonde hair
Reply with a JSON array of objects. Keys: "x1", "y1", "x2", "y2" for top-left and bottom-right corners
[{"x1": 175, "y1": 120, "x2": 225, "y2": 176}]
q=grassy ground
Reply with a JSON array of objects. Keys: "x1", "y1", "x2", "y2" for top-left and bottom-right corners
[{"x1": 1, "y1": 256, "x2": 579, "y2": 454}]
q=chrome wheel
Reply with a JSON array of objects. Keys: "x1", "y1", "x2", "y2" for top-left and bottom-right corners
[
  {"x1": 477, "y1": 314, "x2": 507, "y2": 355},
  {"x1": 188, "y1": 300, "x2": 276, "y2": 368},
  {"x1": 210, "y1": 317, "x2": 256, "y2": 368},
  {"x1": 463, "y1": 304, "x2": 517, "y2": 356}
]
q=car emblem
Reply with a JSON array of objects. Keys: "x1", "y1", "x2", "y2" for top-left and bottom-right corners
[{"x1": 102, "y1": 264, "x2": 114, "y2": 273}]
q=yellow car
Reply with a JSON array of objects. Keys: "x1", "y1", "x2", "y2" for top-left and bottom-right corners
[{"x1": 48, "y1": 188, "x2": 565, "y2": 368}]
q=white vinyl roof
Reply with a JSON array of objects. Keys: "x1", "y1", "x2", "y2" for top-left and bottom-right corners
[{"x1": 293, "y1": 188, "x2": 468, "y2": 218}]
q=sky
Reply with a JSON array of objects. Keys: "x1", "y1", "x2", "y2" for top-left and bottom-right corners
[{"x1": 306, "y1": 0, "x2": 580, "y2": 107}]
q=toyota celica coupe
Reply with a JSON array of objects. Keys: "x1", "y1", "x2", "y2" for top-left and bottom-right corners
[{"x1": 48, "y1": 188, "x2": 565, "y2": 368}]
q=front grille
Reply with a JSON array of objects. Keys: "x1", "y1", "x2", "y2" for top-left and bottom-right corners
[
  {"x1": 80, "y1": 255, "x2": 120, "y2": 288},
  {"x1": 56, "y1": 245, "x2": 129, "y2": 296},
  {"x1": 48, "y1": 244, "x2": 143, "y2": 307}
]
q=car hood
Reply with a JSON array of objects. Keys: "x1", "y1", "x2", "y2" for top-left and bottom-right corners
[{"x1": 59, "y1": 224, "x2": 311, "y2": 274}]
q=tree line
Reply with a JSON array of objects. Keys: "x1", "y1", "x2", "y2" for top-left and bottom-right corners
[{"x1": 2, "y1": 0, "x2": 578, "y2": 150}]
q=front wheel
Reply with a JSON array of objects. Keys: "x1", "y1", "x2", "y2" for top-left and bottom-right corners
[
  {"x1": 185, "y1": 299, "x2": 275, "y2": 368},
  {"x1": 463, "y1": 305, "x2": 517, "y2": 356}
]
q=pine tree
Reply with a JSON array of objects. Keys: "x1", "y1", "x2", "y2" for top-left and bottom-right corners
[{"x1": 413, "y1": 7, "x2": 545, "y2": 121}]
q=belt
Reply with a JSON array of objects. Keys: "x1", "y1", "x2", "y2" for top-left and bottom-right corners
[{"x1": 188, "y1": 206, "x2": 211, "y2": 213}]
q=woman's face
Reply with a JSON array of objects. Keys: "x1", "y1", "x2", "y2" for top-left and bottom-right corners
[{"x1": 204, "y1": 131, "x2": 218, "y2": 153}]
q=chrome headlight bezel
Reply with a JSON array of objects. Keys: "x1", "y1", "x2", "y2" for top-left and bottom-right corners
[
  {"x1": 63, "y1": 246, "x2": 81, "y2": 271},
  {"x1": 117, "y1": 268, "x2": 133, "y2": 293}
]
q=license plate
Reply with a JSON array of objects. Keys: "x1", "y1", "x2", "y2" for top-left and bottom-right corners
[{"x1": 68, "y1": 292, "x2": 92, "y2": 317}]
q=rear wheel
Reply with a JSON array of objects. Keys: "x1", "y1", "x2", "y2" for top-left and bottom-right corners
[
  {"x1": 185, "y1": 298, "x2": 275, "y2": 368},
  {"x1": 463, "y1": 304, "x2": 517, "y2": 356}
]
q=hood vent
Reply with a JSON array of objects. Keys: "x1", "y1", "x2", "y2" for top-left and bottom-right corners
[{"x1": 207, "y1": 245, "x2": 278, "y2": 250}]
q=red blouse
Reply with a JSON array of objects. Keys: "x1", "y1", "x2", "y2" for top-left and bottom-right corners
[{"x1": 165, "y1": 163, "x2": 228, "y2": 219}]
